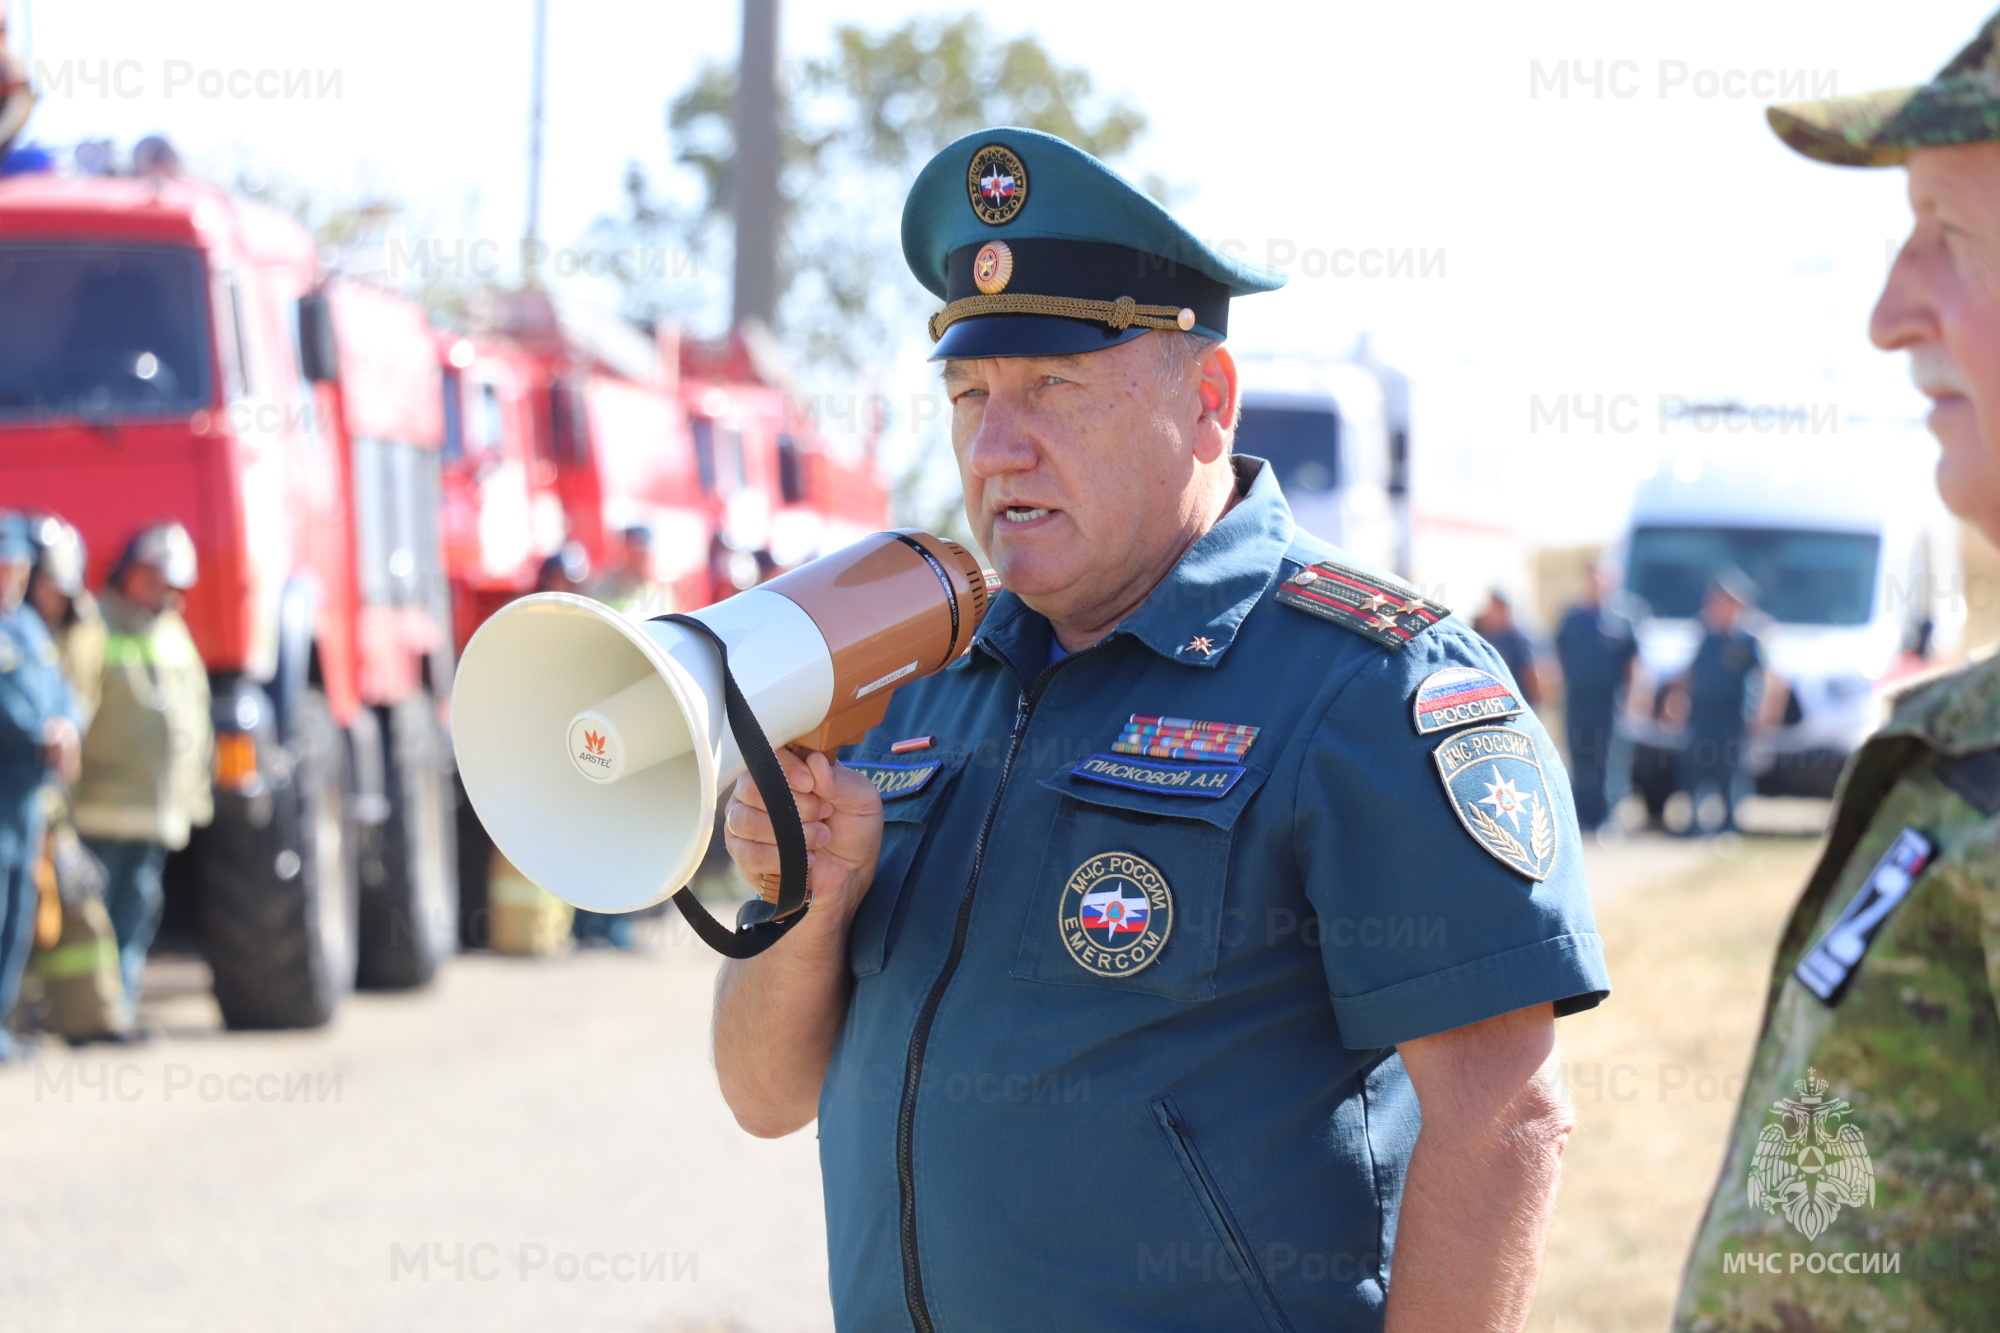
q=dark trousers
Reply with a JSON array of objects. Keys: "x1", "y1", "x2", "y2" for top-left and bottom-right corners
[
  {"x1": 0, "y1": 797, "x2": 47, "y2": 1059},
  {"x1": 86, "y1": 838, "x2": 169, "y2": 1013},
  {"x1": 1565, "y1": 700, "x2": 1626, "y2": 831},
  {"x1": 1681, "y1": 728, "x2": 1747, "y2": 835}
]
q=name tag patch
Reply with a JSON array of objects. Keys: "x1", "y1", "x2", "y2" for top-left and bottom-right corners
[
  {"x1": 847, "y1": 760, "x2": 942, "y2": 800},
  {"x1": 1795, "y1": 827, "x2": 1934, "y2": 1005},
  {"x1": 1070, "y1": 753, "x2": 1245, "y2": 799}
]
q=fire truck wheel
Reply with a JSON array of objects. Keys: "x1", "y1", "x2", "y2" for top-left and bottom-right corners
[
  {"x1": 200, "y1": 688, "x2": 360, "y2": 1030},
  {"x1": 356, "y1": 694, "x2": 458, "y2": 989}
]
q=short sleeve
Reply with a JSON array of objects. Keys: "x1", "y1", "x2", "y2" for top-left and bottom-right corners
[{"x1": 1295, "y1": 624, "x2": 1610, "y2": 1049}]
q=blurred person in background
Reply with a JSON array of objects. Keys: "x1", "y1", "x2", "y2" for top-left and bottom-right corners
[
  {"x1": 1671, "y1": 571, "x2": 1783, "y2": 837},
  {"x1": 71, "y1": 522, "x2": 212, "y2": 1021},
  {"x1": 27, "y1": 516, "x2": 104, "y2": 725},
  {"x1": 25, "y1": 516, "x2": 130, "y2": 1044},
  {"x1": 589, "y1": 524, "x2": 676, "y2": 621},
  {"x1": 1472, "y1": 587, "x2": 1544, "y2": 707},
  {"x1": 533, "y1": 542, "x2": 590, "y2": 596},
  {"x1": 1675, "y1": 14, "x2": 2000, "y2": 1328},
  {"x1": 1554, "y1": 563, "x2": 1640, "y2": 834},
  {"x1": 0, "y1": 512, "x2": 79, "y2": 1063}
]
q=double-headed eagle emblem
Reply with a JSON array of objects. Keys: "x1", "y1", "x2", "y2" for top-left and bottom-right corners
[{"x1": 1747, "y1": 1067, "x2": 1874, "y2": 1240}]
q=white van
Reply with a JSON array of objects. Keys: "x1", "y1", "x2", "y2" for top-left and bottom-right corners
[
  {"x1": 1615, "y1": 423, "x2": 1963, "y2": 818},
  {"x1": 1233, "y1": 355, "x2": 1409, "y2": 577}
]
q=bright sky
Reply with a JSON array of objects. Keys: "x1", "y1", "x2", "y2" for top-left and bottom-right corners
[{"x1": 12, "y1": 0, "x2": 1976, "y2": 547}]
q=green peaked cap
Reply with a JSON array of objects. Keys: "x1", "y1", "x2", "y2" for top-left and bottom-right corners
[{"x1": 901, "y1": 126, "x2": 1285, "y2": 358}]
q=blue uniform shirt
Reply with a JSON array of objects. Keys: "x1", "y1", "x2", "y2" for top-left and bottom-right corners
[
  {"x1": 1554, "y1": 602, "x2": 1637, "y2": 715},
  {"x1": 0, "y1": 604, "x2": 74, "y2": 771},
  {"x1": 821, "y1": 460, "x2": 1609, "y2": 1332},
  {"x1": 0, "y1": 603, "x2": 76, "y2": 854},
  {"x1": 1688, "y1": 626, "x2": 1763, "y2": 736}
]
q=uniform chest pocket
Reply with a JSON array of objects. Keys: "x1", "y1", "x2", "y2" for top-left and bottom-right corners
[
  {"x1": 845, "y1": 753, "x2": 968, "y2": 977},
  {"x1": 1012, "y1": 761, "x2": 1270, "y2": 1003}
]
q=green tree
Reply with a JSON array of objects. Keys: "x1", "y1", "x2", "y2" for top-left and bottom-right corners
[{"x1": 594, "y1": 13, "x2": 1147, "y2": 370}]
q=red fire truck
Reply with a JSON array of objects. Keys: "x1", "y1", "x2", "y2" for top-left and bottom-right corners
[
  {"x1": 444, "y1": 300, "x2": 890, "y2": 634},
  {"x1": 436, "y1": 299, "x2": 891, "y2": 936},
  {"x1": 1, "y1": 158, "x2": 892, "y2": 1020},
  {"x1": 0, "y1": 172, "x2": 456, "y2": 1029}
]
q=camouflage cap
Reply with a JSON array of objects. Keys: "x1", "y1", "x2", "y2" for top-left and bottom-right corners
[{"x1": 1769, "y1": 10, "x2": 2000, "y2": 166}]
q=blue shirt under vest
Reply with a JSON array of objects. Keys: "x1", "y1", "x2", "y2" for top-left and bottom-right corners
[{"x1": 821, "y1": 458, "x2": 1609, "y2": 1333}]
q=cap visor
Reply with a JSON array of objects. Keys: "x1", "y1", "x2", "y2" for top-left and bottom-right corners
[
  {"x1": 1767, "y1": 86, "x2": 1926, "y2": 167},
  {"x1": 928, "y1": 313, "x2": 1153, "y2": 361}
]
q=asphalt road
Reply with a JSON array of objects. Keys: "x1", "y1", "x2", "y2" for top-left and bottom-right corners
[{"x1": 1, "y1": 912, "x2": 833, "y2": 1333}]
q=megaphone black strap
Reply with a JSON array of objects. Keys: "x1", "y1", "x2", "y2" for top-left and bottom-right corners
[
  {"x1": 653, "y1": 614, "x2": 812, "y2": 959},
  {"x1": 888, "y1": 533, "x2": 962, "y2": 659}
]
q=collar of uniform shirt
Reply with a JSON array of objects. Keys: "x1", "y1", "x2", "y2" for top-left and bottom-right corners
[
  {"x1": 969, "y1": 455, "x2": 1294, "y2": 673},
  {"x1": 1876, "y1": 650, "x2": 2000, "y2": 756}
]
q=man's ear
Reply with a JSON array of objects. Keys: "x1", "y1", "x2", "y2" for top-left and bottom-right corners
[{"x1": 1193, "y1": 343, "x2": 1238, "y2": 463}]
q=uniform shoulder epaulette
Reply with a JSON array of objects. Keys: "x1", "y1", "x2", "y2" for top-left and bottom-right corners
[{"x1": 1275, "y1": 558, "x2": 1448, "y2": 650}]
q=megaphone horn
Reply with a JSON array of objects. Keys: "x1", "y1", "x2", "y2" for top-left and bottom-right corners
[{"x1": 452, "y1": 530, "x2": 991, "y2": 956}]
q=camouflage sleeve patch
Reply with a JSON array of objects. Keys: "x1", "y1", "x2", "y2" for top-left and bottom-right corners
[{"x1": 1276, "y1": 560, "x2": 1447, "y2": 650}]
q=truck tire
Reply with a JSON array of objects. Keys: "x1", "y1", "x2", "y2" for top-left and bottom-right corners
[
  {"x1": 356, "y1": 694, "x2": 458, "y2": 989},
  {"x1": 199, "y1": 688, "x2": 359, "y2": 1030},
  {"x1": 454, "y1": 773, "x2": 493, "y2": 949}
]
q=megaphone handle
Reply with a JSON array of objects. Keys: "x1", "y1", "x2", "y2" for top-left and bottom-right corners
[{"x1": 654, "y1": 614, "x2": 813, "y2": 960}]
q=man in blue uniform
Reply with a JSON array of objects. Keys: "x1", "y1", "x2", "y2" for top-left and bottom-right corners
[
  {"x1": 1554, "y1": 564, "x2": 1640, "y2": 832},
  {"x1": 1472, "y1": 588, "x2": 1544, "y2": 709},
  {"x1": 713, "y1": 129, "x2": 1610, "y2": 1332},
  {"x1": 0, "y1": 512, "x2": 80, "y2": 1062},
  {"x1": 1677, "y1": 572, "x2": 1779, "y2": 837}
]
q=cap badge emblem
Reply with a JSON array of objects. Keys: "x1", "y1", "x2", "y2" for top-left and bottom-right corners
[
  {"x1": 967, "y1": 143, "x2": 1029, "y2": 225},
  {"x1": 973, "y1": 241, "x2": 1013, "y2": 295}
]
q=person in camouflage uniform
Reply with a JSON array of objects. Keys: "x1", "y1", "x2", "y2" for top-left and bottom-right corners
[{"x1": 1674, "y1": 13, "x2": 2000, "y2": 1330}]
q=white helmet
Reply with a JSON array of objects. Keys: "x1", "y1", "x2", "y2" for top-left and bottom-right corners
[
  {"x1": 122, "y1": 521, "x2": 198, "y2": 590},
  {"x1": 30, "y1": 515, "x2": 86, "y2": 597}
]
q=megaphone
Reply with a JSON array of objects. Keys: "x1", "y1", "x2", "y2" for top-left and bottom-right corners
[{"x1": 452, "y1": 530, "x2": 991, "y2": 956}]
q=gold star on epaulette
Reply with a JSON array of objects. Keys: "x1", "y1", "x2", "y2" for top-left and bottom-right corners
[
  {"x1": 1184, "y1": 635, "x2": 1215, "y2": 657},
  {"x1": 1401, "y1": 598, "x2": 1430, "y2": 617},
  {"x1": 1369, "y1": 613, "x2": 1399, "y2": 631},
  {"x1": 1358, "y1": 593, "x2": 1393, "y2": 613}
]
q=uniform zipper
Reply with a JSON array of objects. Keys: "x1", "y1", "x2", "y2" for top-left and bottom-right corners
[{"x1": 895, "y1": 644, "x2": 1077, "y2": 1333}]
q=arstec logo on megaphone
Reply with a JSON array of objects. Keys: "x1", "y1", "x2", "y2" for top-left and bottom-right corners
[{"x1": 568, "y1": 716, "x2": 621, "y2": 781}]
